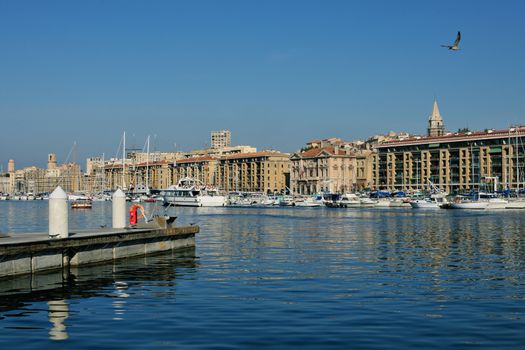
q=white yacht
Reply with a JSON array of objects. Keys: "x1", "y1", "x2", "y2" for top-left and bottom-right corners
[
  {"x1": 450, "y1": 192, "x2": 509, "y2": 209},
  {"x1": 68, "y1": 192, "x2": 91, "y2": 201},
  {"x1": 162, "y1": 178, "x2": 226, "y2": 207},
  {"x1": 359, "y1": 197, "x2": 378, "y2": 207},
  {"x1": 278, "y1": 195, "x2": 295, "y2": 206},
  {"x1": 261, "y1": 194, "x2": 279, "y2": 206},
  {"x1": 294, "y1": 195, "x2": 323, "y2": 207},
  {"x1": 410, "y1": 193, "x2": 448, "y2": 209},
  {"x1": 337, "y1": 193, "x2": 361, "y2": 208},
  {"x1": 389, "y1": 197, "x2": 412, "y2": 207},
  {"x1": 449, "y1": 200, "x2": 489, "y2": 210}
]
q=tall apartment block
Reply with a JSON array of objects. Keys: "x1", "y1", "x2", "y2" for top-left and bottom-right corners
[
  {"x1": 211, "y1": 130, "x2": 231, "y2": 149},
  {"x1": 372, "y1": 121, "x2": 525, "y2": 194}
]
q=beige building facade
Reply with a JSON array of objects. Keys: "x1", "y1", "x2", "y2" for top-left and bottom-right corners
[
  {"x1": 372, "y1": 126, "x2": 525, "y2": 193},
  {"x1": 97, "y1": 151, "x2": 290, "y2": 193},
  {"x1": 290, "y1": 145, "x2": 374, "y2": 195},
  {"x1": 211, "y1": 130, "x2": 232, "y2": 149},
  {"x1": 0, "y1": 161, "x2": 83, "y2": 195},
  {"x1": 217, "y1": 151, "x2": 290, "y2": 193}
]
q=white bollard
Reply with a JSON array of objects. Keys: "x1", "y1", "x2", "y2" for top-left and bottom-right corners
[
  {"x1": 112, "y1": 188, "x2": 126, "y2": 229},
  {"x1": 49, "y1": 186, "x2": 68, "y2": 238}
]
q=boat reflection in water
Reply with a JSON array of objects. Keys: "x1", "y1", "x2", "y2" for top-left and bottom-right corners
[{"x1": 0, "y1": 248, "x2": 196, "y2": 341}]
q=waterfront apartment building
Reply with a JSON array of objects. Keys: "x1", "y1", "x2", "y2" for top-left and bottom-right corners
[
  {"x1": 217, "y1": 151, "x2": 290, "y2": 193},
  {"x1": 372, "y1": 126, "x2": 525, "y2": 193},
  {"x1": 102, "y1": 160, "x2": 173, "y2": 193},
  {"x1": 98, "y1": 151, "x2": 290, "y2": 193},
  {"x1": 173, "y1": 156, "x2": 219, "y2": 187},
  {"x1": 290, "y1": 141, "x2": 375, "y2": 194}
]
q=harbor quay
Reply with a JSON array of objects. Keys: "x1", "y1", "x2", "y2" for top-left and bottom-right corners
[
  {"x1": 0, "y1": 225, "x2": 198, "y2": 278},
  {"x1": 0, "y1": 187, "x2": 199, "y2": 278}
]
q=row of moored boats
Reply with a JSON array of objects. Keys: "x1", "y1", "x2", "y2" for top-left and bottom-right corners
[{"x1": 3, "y1": 178, "x2": 525, "y2": 210}]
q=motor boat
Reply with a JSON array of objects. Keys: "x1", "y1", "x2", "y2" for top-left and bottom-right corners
[{"x1": 161, "y1": 177, "x2": 226, "y2": 207}]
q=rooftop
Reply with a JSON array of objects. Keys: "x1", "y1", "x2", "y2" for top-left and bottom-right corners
[
  {"x1": 376, "y1": 125, "x2": 525, "y2": 148},
  {"x1": 297, "y1": 147, "x2": 353, "y2": 158}
]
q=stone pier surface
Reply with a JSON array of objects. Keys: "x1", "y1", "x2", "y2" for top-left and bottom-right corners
[{"x1": 0, "y1": 223, "x2": 199, "y2": 278}]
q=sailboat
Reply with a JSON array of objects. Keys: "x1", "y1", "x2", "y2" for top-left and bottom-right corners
[{"x1": 409, "y1": 181, "x2": 448, "y2": 209}]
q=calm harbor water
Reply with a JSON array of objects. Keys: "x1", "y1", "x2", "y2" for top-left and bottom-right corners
[{"x1": 1, "y1": 201, "x2": 525, "y2": 349}]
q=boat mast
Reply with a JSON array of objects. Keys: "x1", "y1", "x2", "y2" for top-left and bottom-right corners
[
  {"x1": 74, "y1": 141, "x2": 79, "y2": 192},
  {"x1": 122, "y1": 131, "x2": 126, "y2": 190},
  {"x1": 470, "y1": 143, "x2": 476, "y2": 196},
  {"x1": 102, "y1": 153, "x2": 105, "y2": 192},
  {"x1": 517, "y1": 129, "x2": 520, "y2": 193},
  {"x1": 416, "y1": 158, "x2": 419, "y2": 191},
  {"x1": 146, "y1": 135, "x2": 150, "y2": 194},
  {"x1": 508, "y1": 130, "x2": 511, "y2": 189}
]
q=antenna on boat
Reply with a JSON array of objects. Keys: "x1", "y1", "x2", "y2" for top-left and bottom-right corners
[
  {"x1": 146, "y1": 135, "x2": 150, "y2": 195},
  {"x1": 122, "y1": 131, "x2": 126, "y2": 191}
]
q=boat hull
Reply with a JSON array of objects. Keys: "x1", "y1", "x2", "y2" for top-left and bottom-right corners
[
  {"x1": 165, "y1": 196, "x2": 226, "y2": 207},
  {"x1": 337, "y1": 201, "x2": 361, "y2": 208},
  {"x1": 506, "y1": 200, "x2": 525, "y2": 209},
  {"x1": 375, "y1": 199, "x2": 391, "y2": 207},
  {"x1": 409, "y1": 200, "x2": 441, "y2": 209},
  {"x1": 450, "y1": 202, "x2": 488, "y2": 209},
  {"x1": 486, "y1": 199, "x2": 508, "y2": 209}
]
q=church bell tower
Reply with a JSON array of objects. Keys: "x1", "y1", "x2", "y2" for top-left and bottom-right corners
[{"x1": 427, "y1": 98, "x2": 445, "y2": 137}]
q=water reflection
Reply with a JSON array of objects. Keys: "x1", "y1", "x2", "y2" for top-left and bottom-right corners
[
  {"x1": 1, "y1": 203, "x2": 525, "y2": 348},
  {"x1": 177, "y1": 206, "x2": 525, "y2": 310},
  {"x1": 112, "y1": 281, "x2": 129, "y2": 321},
  {"x1": 0, "y1": 248, "x2": 196, "y2": 341},
  {"x1": 48, "y1": 299, "x2": 68, "y2": 340}
]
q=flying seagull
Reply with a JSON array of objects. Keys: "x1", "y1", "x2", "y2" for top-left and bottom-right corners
[{"x1": 441, "y1": 31, "x2": 461, "y2": 50}]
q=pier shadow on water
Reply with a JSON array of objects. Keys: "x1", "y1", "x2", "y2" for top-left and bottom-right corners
[{"x1": 0, "y1": 247, "x2": 196, "y2": 342}]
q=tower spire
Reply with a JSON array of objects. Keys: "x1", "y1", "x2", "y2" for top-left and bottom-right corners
[
  {"x1": 430, "y1": 98, "x2": 442, "y2": 122},
  {"x1": 427, "y1": 98, "x2": 445, "y2": 137}
]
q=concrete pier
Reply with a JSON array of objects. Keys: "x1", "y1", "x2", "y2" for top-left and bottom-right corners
[{"x1": 0, "y1": 221, "x2": 199, "y2": 278}]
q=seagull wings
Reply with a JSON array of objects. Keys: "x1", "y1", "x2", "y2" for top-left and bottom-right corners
[
  {"x1": 453, "y1": 31, "x2": 461, "y2": 47},
  {"x1": 441, "y1": 31, "x2": 461, "y2": 50}
]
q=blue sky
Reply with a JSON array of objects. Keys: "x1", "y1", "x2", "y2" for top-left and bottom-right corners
[{"x1": 1, "y1": 0, "x2": 524, "y2": 169}]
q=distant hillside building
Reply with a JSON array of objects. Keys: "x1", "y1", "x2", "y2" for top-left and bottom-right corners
[{"x1": 0, "y1": 156, "x2": 83, "y2": 195}]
